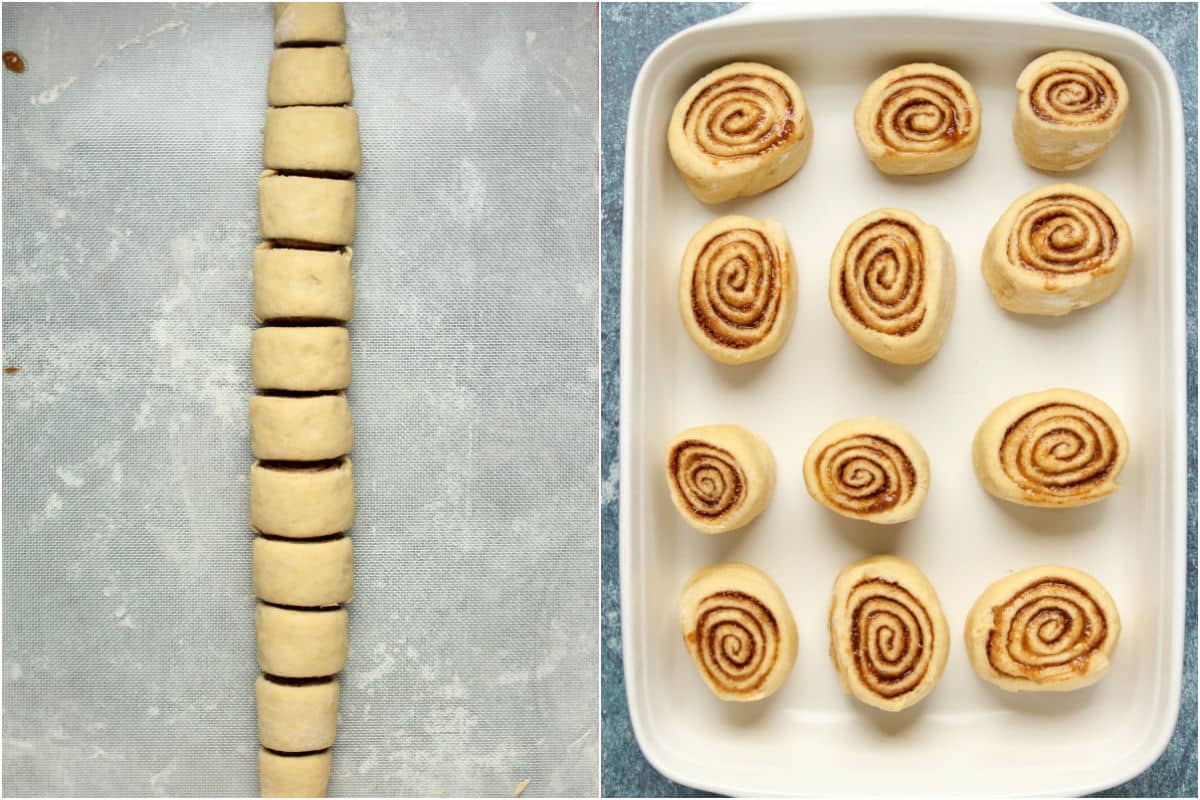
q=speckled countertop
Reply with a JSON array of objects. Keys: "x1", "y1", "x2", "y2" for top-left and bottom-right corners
[{"x1": 599, "y1": 3, "x2": 1197, "y2": 797}]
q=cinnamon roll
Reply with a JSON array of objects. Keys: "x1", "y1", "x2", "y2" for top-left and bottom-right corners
[
  {"x1": 665, "y1": 424, "x2": 775, "y2": 534},
  {"x1": 854, "y1": 63, "x2": 981, "y2": 175},
  {"x1": 804, "y1": 418, "x2": 930, "y2": 524},
  {"x1": 679, "y1": 215, "x2": 797, "y2": 364},
  {"x1": 828, "y1": 208, "x2": 955, "y2": 364},
  {"x1": 828, "y1": 555, "x2": 949, "y2": 712},
  {"x1": 965, "y1": 565, "x2": 1121, "y2": 692},
  {"x1": 1014, "y1": 51, "x2": 1128, "y2": 172},
  {"x1": 679, "y1": 562, "x2": 798, "y2": 702},
  {"x1": 667, "y1": 62, "x2": 812, "y2": 204},
  {"x1": 973, "y1": 388, "x2": 1128, "y2": 508},
  {"x1": 982, "y1": 183, "x2": 1132, "y2": 315}
]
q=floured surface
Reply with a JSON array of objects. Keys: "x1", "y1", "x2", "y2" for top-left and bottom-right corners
[{"x1": 2, "y1": 4, "x2": 598, "y2": 796}]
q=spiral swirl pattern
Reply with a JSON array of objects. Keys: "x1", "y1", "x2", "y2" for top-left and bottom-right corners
[
  {"x1": 690, "y1": 590, "x2": 780, "y2": 696},
  {"x1": 999, "y1": 403, "x2": 1121, "y2": 500},
  {"x1": 682, "y1": 73, "x2": 796, "y2": 160},
  {"x1": 812, "y1": 435, "x2": 916, "y2": 515},
  {"x1": 691, "y1": 227, "x2": 785, "y2": 349},
  {"x1": 846, "y1": 579, "x2": 935, "y2": 700},
  {"x1": 985, "y1": 579, "x2": 1110, "y2": 682},
  {"x1": 1028, "y1": 63, "x2": 1119, "y2": 125},
  {"x1": 873, "y1": 73, "x2": 974, "y2": 155},
  {"x1": 1008, "y1": 194, "x2": 1119, "y2": 276},
  {"x1": 838, "y1": 219, "x2": 926, "y2": 336},
  {"x1": 669, "y1": 440, "x2": 745, "y2": 520}
]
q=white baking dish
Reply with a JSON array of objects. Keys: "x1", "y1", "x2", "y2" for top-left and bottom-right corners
[{"x1": 618, "y1": 3, "x2": 1186, "y2": 796}]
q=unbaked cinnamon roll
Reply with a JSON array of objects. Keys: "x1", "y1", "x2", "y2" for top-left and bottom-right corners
[
  {"x1": 828, "y1": 208, "x2": 955, "y2": 364},
  {"x1": 982, "y1": 183, "x2": 1131, "y2": 316},
  {"x1": 679, "y1": 562, "x2": 798, "y2": 702},
  {"x1": 667, "y1": 62, "x2": 812, "y2": 204},
  {"x1": 828, "y1": 555, "x2": 949, "y2": 712},
  {"x1": 1014, "y1": 51, "x2": 1128, "y2": 172},
  {"x1": 973, "y1": 388, "x2": 1128, "y2": 508},
  {"x1": 804, "y1": 418, "x2": 929, "y2": 524},
  {"x1": 665, "y1": 424, "x2": 775, "y2": 535},
  {"x1": 679, "y1": 215, "x2": 797, "y2": 364},
  {"x1": 965, "y1": 565, "x2": 1121, "y2": 692},
  {"x1": 854, "y1": 63, "x2": 981, "y2": 175}
]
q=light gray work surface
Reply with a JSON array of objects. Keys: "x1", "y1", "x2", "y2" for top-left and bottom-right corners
[{"x1": 2, "y1": 4, "x2": 599, "y2": 796}]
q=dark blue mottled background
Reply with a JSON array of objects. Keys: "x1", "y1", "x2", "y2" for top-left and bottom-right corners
[{"x1": 599, "y1": 3, "x2": 1197, "y2": 796}]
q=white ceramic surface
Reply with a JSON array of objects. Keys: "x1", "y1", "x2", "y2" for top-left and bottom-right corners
[{"x1": 619, "y1": 3, "x2": 1185, "y2": 796}]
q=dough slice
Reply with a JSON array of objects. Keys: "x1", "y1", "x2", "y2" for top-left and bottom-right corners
[
  {"x1": 259, "y1": 748, "x2": 332, "y2": 798},
  {"x1": 828, "y1": 208, "x2": 956, "y2": 365},
  {"x1": 965, "y1": 565, "x2": 1121, "y2": 691},
  {"x1": 254, "y1": 245, "x2": 354, "y2": 324},
  {"x1": 259, "y1": 171, "x2": 356, "y2": 248},
  {"x1": 678, "y1": 562, "x2": 798, "y2": 701},
  {"x1": 250, "y1": 393, "x2": 354, "y2": 461},
  {"x1": 665, "y1": 424, "x2": 775, "y2": 534},
  {"x1": 250, "y1": 460, "x2": 355, "y2": 539},
  {"x1": 1014, "y1": 50, "x2": 1128, "y2": 171},
  {"x1": 256, "y1": 676, "x2": 339, "y2": 752},
  {"x1": 973, "y1": 388, "x2": 1128, "y2": 507},
  {"x1": 274, "y1": 2, "x2": 346, "y2": 45},
  {"x1": 253, "y1": 535, "x2": 354, "y2": 608},
  {"x1": 268, "y1": 46, "x2": 353, "y2": 107},
  {"x1": 264, "y1": 107, "x2": 361, "y2": 176},
  {"x1": 854, "y1": 63, "x2": 981, "y2": 175},
  {"x1": 804, "y1": 418, "x2": 930, "y2": 524},
  {"x1": 250, "y1": 326, "x2": 351, "y2": 392},
  {"x1": 667, "y1": 62, "x2": 812, "y2": 203},
  {"x1": 257, "y1": 603, "x2": 349, "y2": 678},
  {"x1": 828, "y1": 555, "x2": 949, "y2": 711}
]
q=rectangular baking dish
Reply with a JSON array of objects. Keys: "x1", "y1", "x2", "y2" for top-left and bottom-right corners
[{"x1": 618, "y1": 3, "x2": 1186, "y2": 796}]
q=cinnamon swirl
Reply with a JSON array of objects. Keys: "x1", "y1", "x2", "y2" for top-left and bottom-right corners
[
  {"x1": 804, "y1": 418, "x2": 930, "y2": 524},
  {"x1": 828, "y1": 555, "x2": 949, "y2": 712},
  {"x1": 667, "y1": 62, "x2": 812, "y2": 204},
  {"x1": 828, "y1": 208, "x2": 955, "y2": 364},
  {"x1": 1014, "y1": 51, "x2": 1128, "y2": 172},
  {"x1": 666, "y1": 424, "x2": 775, "y2": 534},
  {"x1": 965, "y1": 565, "x2": 1121, "y2": 692},
  {"x1": 973, "y1": 388, "x2": 1129, "y2": 508},
  {"x1": 854, "y1": 63, "x2": 981, "y2": 175},
  {"x1": 679, "y1": 562, "x2": 799, "y2": 702},
  {"x1": 982, "y1": 183, "x2": 1132, "y2": 315},
  {"x1": 679, "y1": 215, "x2": 797, "y2": 364}
]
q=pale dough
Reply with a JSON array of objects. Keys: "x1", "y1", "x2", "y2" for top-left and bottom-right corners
[
  {"x1": 667, "y1": 62, "x2": 812, "y2": 204},
  {"x1": 257, "y1": 603, "x2": 349, "y2": 678},
  {"x1": 981, "y1": 183, "x2": 1132, "y2": 316},
  {"x1": 253, "y1": 535, "x2": 354, "y2": 607},
  {"x1": 254, "y1": 244, "x2": 354, "y2": 323},
  {"x1": 965, "y1": 565, "x2": 1121, "y2": 692},
  {"x1": 259, "y1": 748, "x2": 332, "y2": 798},
  {"x1": 250, "y1": 393, "x2": 354, "y2": 461},
  {"x1": 854, "y1": 63, "x2": 981, "y2": 175},
  {"x1": 268, "y1": 46, "x2": 353, "y2": 107},
  {"x1": 664, "y1": 424, "x2": 775, "y2": 535},
  {"x1": 679, "y1": 215, "x2": 797, "y2": 365},
  {"x1": 973, "y1": 388, "x2": 1129, "y2": 507},
  {"x1": 250, "y1": 460, "x2": 355, "y2": 538},
  {"x1": 264, "y1": 107, "x2": 361, "y2": 176},
  {"x1": 256, "y1": 675, "x2": 340, "y2": 752},
  {"x1": 678, "y1": 562, "x2": 798, "y2": 702},
  {"x1": 828, "y1": 208, "x2": 956, "y2": 365},
  {"x1": 274, "y1": 2, "x2": 346, "y2": 45},
  {"x1": 1014, "y1": 51, "x2": 1128, "y2": 172},
  {"x1": 250, "y1": 326, "x2": 351, "y2": 392},
  {"x1": 259, "y1": 171, "x2": 356, "y2": 247},
  {"x1": 828, "y1": 555, "x2": 949, "y2": 712},
  {"x1": 803, "y1": 417, "x2": 930, "y2": 524}
]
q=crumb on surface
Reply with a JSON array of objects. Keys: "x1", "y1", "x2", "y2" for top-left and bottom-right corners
[
  {"x1": 514, "y1": 778, "x2": 531, "y2": 796},
  {"x1": 4, "y1": 366, "x2": 20, "y2": 374}
]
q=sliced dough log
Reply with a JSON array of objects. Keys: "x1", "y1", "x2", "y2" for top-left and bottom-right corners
[
  {"x1": 256, "y1": 675, "x2": 340, "y2": 752},
  {"x1": 259, "y1": 172, "x2": 356, "y2": 247},
  {"x1": 257, "y1": 603, "x2": 349, "y2": 678},
  {"x1": 259, "y1": 748, "x2": 332, "y2": 798},
  {"x1": 250, "y1": 393, "x2": 353, "y2": 461},
  {"x1": 251, "y1": 326, "x2": 350, "y2": 392},
  {"x1": 254, "y1": 245, "x2": 354, "y2": 324},
  {"x1": 250, "y1": 460, "x2": 355, "y2": 538},
  {"x1": 253, "y1": 535, "x2": 354, "y2": 607},
  {"x1": 264, "y1": 107, "x2": 361, "y2": 176},
  {"x1": 665, "y1": 424, "x2": 775, "y2": 534},
  {"x1": 268, "y1": 46, "x2": 353, "y2": 107},
  {"x1": 274, "y1": 2, "x2": 346, "y2": 45}
]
